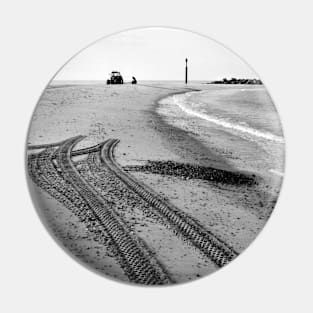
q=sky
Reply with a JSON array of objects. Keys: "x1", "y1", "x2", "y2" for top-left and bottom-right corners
[{"x1": 54, "y1": 27, "x2": 258, "y2": 82}]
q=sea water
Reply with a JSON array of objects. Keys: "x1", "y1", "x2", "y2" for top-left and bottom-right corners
[{"x1": 158, "y1": 85, "x2": 285, "y2": 177}]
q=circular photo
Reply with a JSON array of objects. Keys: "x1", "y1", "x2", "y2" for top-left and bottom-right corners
[{"x1": 26, "y1": 27, "x2": 285, "y2": 285}]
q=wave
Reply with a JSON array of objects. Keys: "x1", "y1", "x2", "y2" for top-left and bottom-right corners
[
  {"x1": 269, "y1": 169, "x2": 284, "y2": 176},
  {"x1": 160, "y1": 93, "x2": 284, "y2": 144}
]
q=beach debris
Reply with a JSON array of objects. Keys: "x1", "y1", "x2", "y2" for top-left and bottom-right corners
[{"x1": 124, "y1": 160, "x2": 257, "y2": 186}]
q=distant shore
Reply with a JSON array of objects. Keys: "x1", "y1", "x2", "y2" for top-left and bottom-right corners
[{"x1": 208, "y1": 78, "x2": 262, "y2": 85}]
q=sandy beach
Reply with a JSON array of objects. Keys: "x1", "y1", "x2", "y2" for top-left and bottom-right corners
[{"x1": 27, "y1": 81, "x2": 284, "y2": 284}]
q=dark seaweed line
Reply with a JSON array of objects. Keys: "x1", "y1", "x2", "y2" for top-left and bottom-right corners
[
  {"x1": 101, "y1": 139, "x2": 239, "y2": 267},
  {"x1": 55, "y1": 137, "x2": 172, "y2": 285}
]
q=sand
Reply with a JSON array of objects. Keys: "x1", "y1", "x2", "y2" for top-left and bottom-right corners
[{"x1": 27, "y1": 81, "x2": 282, "y2": 283}]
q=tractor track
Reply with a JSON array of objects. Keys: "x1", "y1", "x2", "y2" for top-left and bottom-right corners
[
  {"x1": 28, "y1": 140, "x2": 101, "y2": 155},
  {"x1": 27, "y1": 135, "x2": 238, "y2": 282},
  {"x1": 27, "y1": 137, "x2": 172, "y2": 285},
  {"x1": 27, "y1": 139, "x2": 69, "y2": 150},
  {"x1": 99, "y1": 139, "x2": 238, "y2": 267}
]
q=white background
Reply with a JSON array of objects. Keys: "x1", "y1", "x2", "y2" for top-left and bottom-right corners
[{"x1": 0, "y1": 1, "x2": 312, "y2": 312}]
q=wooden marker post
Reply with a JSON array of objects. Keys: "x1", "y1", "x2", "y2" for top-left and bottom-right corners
[{"x1": 185, "y1": 58, "x2": 188, "y2": 84}]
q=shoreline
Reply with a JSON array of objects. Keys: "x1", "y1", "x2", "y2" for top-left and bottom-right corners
[
  {"x1": 148, "y1": 88, "x2": 251, "y2": 173},
  {"x1": 152, "y1": 86, "x2": 284, "y2": 177},
  {"x1": 27, "y1": 82, "x2": 283, "y2": 282},
  {"x1": 148, "y1": 89, "x2": 235, "y2": 170},
  {"x1": 138, "y1": 85, "x2": 282, "y2": 245}
]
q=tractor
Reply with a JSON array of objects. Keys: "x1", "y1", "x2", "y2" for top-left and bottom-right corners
[{"x1": 106, "y1": 71, "x2": 124, "y2": 84}]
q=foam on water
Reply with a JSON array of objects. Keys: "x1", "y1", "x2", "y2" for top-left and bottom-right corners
[
  {"x1": 160, "y1": 92, "x2": 284, "y2": 144},
  {"x1": 269, "y1": 169, "x2": 284, "y2": 177}
]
